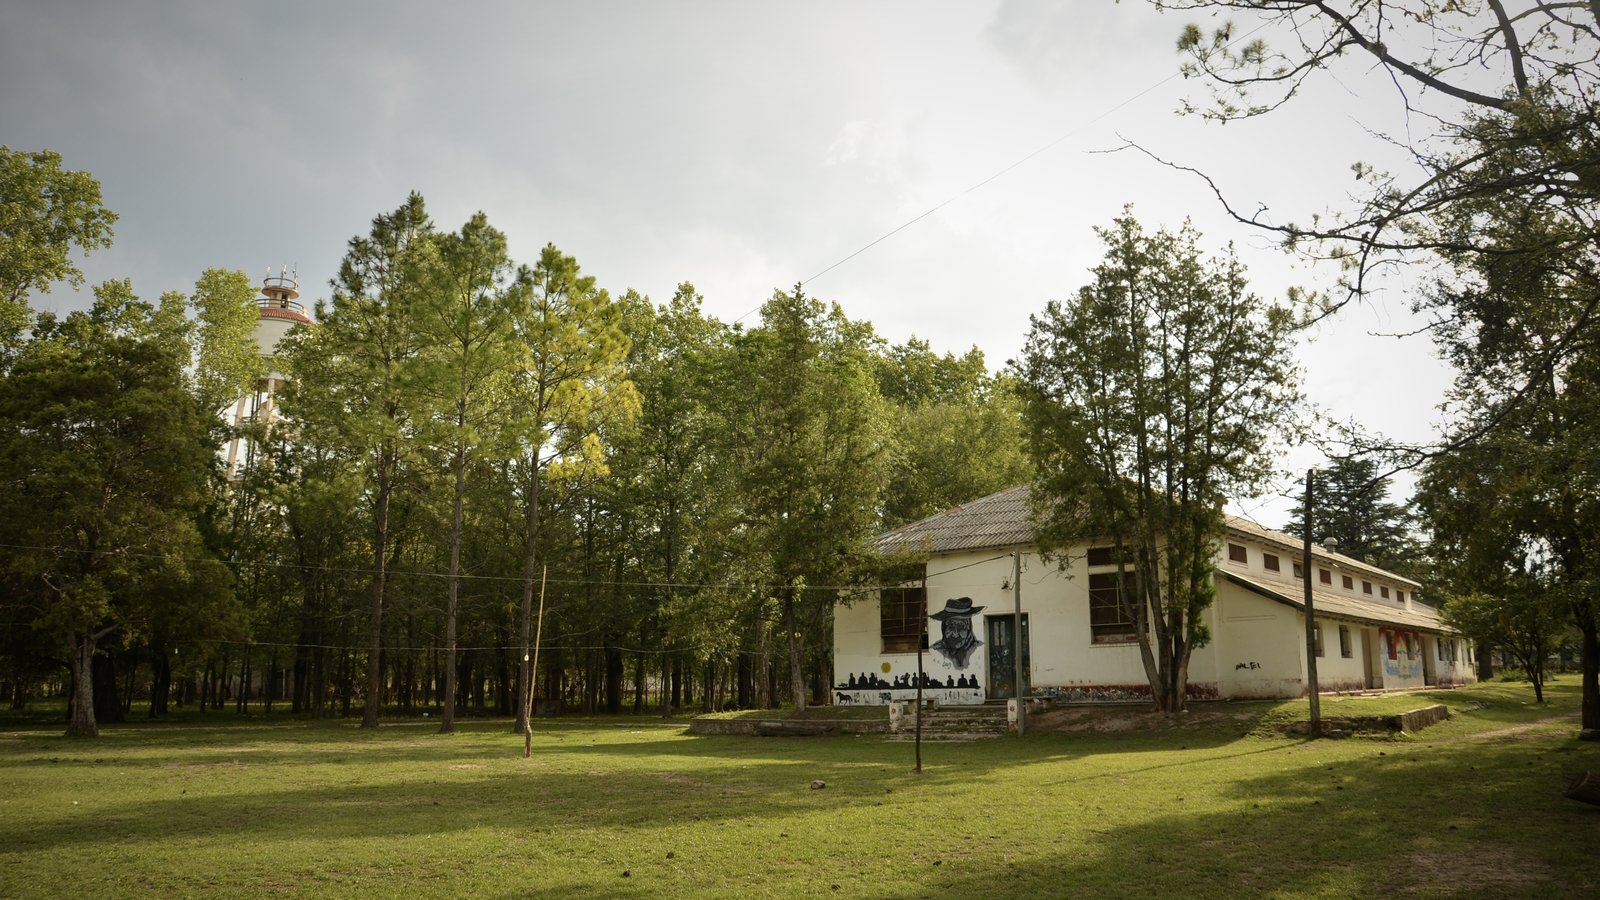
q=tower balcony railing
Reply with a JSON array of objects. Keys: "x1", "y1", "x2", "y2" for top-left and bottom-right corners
[{"x1": 258, "y1": 296, "x2": 308, "y2": 314}]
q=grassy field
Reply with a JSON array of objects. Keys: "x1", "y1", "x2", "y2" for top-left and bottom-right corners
[{"x1": 2, "y1": 678, "x2": 1597, "y2": 898}]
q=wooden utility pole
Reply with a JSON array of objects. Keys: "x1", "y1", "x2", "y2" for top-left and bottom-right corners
[
  {"x1": 1302, "y1": 470, "x2": 1322, "y2": 739},
  {"x1": 1013, "y1": 551, "x2": 1025, "y2": 736},
  {"x1": 523, "y1": 566, "x2": 547, "y2": 759},
  {"x1": 915, "y1": 574, "x2": 926, "y2": 774}
]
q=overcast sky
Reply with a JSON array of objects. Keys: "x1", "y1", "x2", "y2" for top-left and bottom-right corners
[{"x1": 1, "y1": 0, "x2": 1458, "y2": 528}]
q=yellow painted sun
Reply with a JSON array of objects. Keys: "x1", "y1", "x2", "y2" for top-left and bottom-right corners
[{"x1": 880, "y1": 662, "x2": 892, "y2": 673}]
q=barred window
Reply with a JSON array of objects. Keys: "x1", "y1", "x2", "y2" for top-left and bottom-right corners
[
  {"x1": 880, "y1": 587, "x2": 925, "y2": 654},
  {"x1": 1089, "y1": 572, "x2": 1139, "y2": 643}
]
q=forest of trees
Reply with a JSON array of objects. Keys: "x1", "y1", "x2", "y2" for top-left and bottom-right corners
[{"x1": 0, "y1": 155, "x2": 1030, "y2": 734}]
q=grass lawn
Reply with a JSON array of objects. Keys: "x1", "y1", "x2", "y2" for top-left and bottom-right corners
[{"x1": 2, "y1": 678, "x2": 1597, "y2": 898}]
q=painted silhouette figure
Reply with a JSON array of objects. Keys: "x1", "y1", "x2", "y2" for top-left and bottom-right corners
[{"x1": 929, "y1": 597, "x2": 984, "y2": 668}]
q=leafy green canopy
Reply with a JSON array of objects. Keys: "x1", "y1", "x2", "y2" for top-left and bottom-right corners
[
  {"x1": 0, "y1": 281, "x2": 237, "y2": 736},
  {"x1": 1015, "y1": 211, "x2": 1302, "y2": 712},
  {"x1": 0, "y1": 146, "x2": 117, "y2": 346}
]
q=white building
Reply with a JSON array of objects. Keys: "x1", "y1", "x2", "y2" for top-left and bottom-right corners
[{"x1": 832, "y1": 485, "x2": 1476, "y2": 705}]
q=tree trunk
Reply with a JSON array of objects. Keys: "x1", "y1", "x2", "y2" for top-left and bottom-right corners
[
  {"x1": 1580, "y1": 611, "x2": 1599, "y2": 740},
  {"x1": 338, "y1": 647, "x2": 352, "y2": 718},
  {"x1": 120, "y1": 646, "x2": 138, "y2": 718},
  {"x1": 150, "y1": 642, "x2": 171, "y2": 717},
  {"x1": 497, "y1": 642, "x2": 513, "y2": 716},
  {"x1": 362, "y1": 462, "x2": 394, "y2": 729},
  {"x1": 605, "y1": 642, "x2": 623, "y2": 714},
  {"x1": 66, "y1": 634, "x2": 99, "y2": 738},
  {"x1": 660, "y1": 656, "x2": 673, "y2": 718},
  {"x1": 633, "y1": 649, "x2": 646, "y2": 715},
  {"x1": 442, "y1": 441, "x2": 467, "y2": 734},
  {"x1": 783, "y1": 583, "x2": 806, "y2": 711},
  {"x1": 214, "y1": 648, "x2": 230, "y2": 710},
  {"x1": 516, "y1": 465, "x2": 541, "y2": 734},
  {"x1": 91, "y1": 651, "x2": 121, "y2": 724},
  {"x1": 737, "y1": 652, "x2": 752, "y2": 709},
  {"x1": 265, "y1": 649, "x2": 278, "y2": 713},
  {"x1": 237, "y1": 649, "x2": 251, "y2": 714}
]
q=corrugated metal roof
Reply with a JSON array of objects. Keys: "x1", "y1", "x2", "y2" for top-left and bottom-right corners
[
  {"x1": 877, "y1": 484, "x2": 1422, "y2": 590},
  {"x1": 1222, "y1": 570, "x2": 1451, "y2": 633},
  {"x1": 875, "y1": 484, "x2": 1034, "y2": 555},
  {"x1": 1224, "y1": 516, "x2": 1421, "y2": 588}
]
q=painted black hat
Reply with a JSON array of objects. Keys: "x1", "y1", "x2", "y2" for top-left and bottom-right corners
[{"x1": 928, "y1": 597, "x2": 985, "y2": 621}]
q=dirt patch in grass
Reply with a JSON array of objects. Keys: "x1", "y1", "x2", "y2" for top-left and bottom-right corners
[
  {"x1": 1476, "y1": 712, "x2": 1581, "y2": 741},
  {"x1": 1402, "y1": 845, "x2": 1548, "y2": 892},
  {"x1": 447, "y1": 763, "x2": 486, "y2": 770}
]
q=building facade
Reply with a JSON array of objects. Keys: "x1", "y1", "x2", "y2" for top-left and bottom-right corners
[{"x1": 832, "y1": 485, "x2": 1475, "y2": 705}]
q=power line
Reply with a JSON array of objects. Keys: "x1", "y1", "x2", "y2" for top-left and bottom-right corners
[
  {"x1": 730, "y1": 20, "x2": 1270, "y2": 325},
  {"x1": 0, "y1": 541, "x2": 1011, "y2": 596}
]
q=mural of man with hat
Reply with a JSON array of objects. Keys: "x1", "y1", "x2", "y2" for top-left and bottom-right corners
[{"x1": 929, "y1": 597, "x2": 984, "y2": 669}]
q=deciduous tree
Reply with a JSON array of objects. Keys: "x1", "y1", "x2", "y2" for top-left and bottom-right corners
[
  {"x1": 1015, "y1": 212, "x2": 1302, "y2": 712},
  {"x1": 0, "y1": 281, "x2": 232, "y2": 736},
  {"x1": 0, "y1": 147, "x2": 117, "y2": 350}
]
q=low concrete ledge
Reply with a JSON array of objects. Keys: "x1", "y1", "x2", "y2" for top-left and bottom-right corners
[
  {"x1": 1395, "y1": 704, "x2": 1450, "y2": 733},
  {"x1": 686, "y1": 717, "x2": 890, "y2": 737},
  {"x1": 1281, "y1": 703, "x2": 1451, "y2": 737}
]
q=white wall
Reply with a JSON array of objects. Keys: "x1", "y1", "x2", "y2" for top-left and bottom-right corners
[
  {"x1": 1308, "y1": 620, "x2": 1367, "y2": 693},
  {"x1": 833, "y1": 537, "x2": 1472, "y2": 705},
  {"x1": 1209, "y1": 582, "x2": 1307, "y2": 698}
]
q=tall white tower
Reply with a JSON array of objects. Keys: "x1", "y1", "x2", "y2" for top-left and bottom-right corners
[{"x1": 223, "y1": 267, "x2": 313, "y2": 479}]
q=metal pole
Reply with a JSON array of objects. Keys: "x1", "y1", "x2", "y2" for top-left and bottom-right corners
[
  {"x1": 915, "y1": 575, "x2": 925, "y2": 773},
  {"x1": 1013, "y1": 551, "x2": 1025, "y2": 736},
  {"x1": 1302, "y1": 470, "x2": 1322, "y2": 739}
]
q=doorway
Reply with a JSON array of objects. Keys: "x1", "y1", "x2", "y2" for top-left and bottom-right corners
[
  {"x1": 1362, "y1": 628, "x2": 1381, "y2": 690},
  {"x1": 985, "y1": 613, "x2": 1030, "y2": 700}
]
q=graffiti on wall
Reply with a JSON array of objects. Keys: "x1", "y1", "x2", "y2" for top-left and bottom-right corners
[
  {"x1": 1379, "y1": 628, "x2": 1424, "y2": 680},
  {"x1": 833, "y1": 670, "x2": 984, "y2": 706},
  {"x1": 834, "y1": 596, "x2": 991, "y2": 706},
  {"x1": 929, "y1": 597, "x2": 984, "y2": 668}
]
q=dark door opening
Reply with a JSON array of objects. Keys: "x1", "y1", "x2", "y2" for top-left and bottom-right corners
[{"x1": 986, "y1": 613, "x2": 1030, "y2": 700}]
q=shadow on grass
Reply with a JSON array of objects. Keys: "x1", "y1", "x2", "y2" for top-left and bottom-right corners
[{"x1": 878, "y1": 728, "x2": 1600, "y2": 899}]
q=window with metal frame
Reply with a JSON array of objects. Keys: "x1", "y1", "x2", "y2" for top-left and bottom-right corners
[
  {"x1": 1088, "y1": 572, "x2": 1139, "y2": 643},
  {"x1": 879, "y1": 587, "x2": 925, "y2": 654}
]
